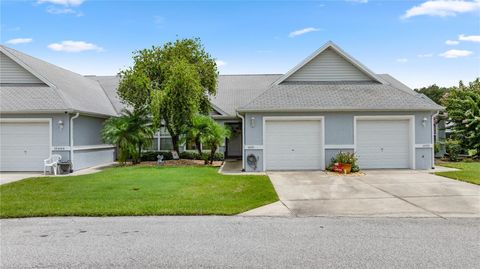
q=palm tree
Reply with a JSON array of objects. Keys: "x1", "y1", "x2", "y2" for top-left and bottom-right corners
[
  {"x1": 185, "y1": 115, "x2": 214, "y2": 156},
  {"x1": 102, "y1": 107, "x2": 155, "y2": 164},
  {"x1": 125, "y1": 107, "x2": 155, "y2": 164},
  {"x1": 202, "y1": 121, "x2": 231, "y2": 164},
  {"x1": 102, "y1": 116, "x2": 134, "y2": 165}
]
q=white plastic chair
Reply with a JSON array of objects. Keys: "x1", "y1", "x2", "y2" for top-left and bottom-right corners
[{"x1": 44, "y1": 154, "x2": 62, "y2": 175}]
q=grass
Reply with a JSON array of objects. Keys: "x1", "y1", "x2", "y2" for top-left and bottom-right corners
[
  {"x1": 435, "y1": 161, "x2": 480, "y2": 185},
  {"x1": 0, "y1": 166, "x2": 278, "y2": 218}
]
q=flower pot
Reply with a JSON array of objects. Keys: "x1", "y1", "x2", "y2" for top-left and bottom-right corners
[{"x1": 341, "y1": 163, "x2": 352, "y2": 174}]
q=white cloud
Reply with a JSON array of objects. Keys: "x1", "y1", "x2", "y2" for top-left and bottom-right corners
[
  {"x1": 47, "y1": 40, "x2": 103, "y2": 52},
  {"x1": 402, "y1": 0, "x2": 480, "y2": 19},
  {"x1": 289, "y1": 27, "x2": 320, "y2": 37},
  {"x1": 396, "y1": 58, "x2": 408, "y2": 63},
  {"x1": 37, "y1": 0, "x2": 84, "y2": 6},
  {"x1": 459, "y1": 34, "x2": 480, "y2": 42},
  {"x1": 6, "y1": 38, "x2": 33, "y2": 45},
  {"x1": 346, "y1": 0, "x2": 368, "y2": 3},
  {"x1": 215, "y1": 60, "x2": 226, "y2": 67},
  {"x1": 439, "y1": 49, "x2": 473, "y2": 58},
  {"x1": 417, "y1": 53, "x2": 433, "y2": 58},
  {"x1": 46, "y1": 6, "x2": 75, "y2": 14},
  {"x1": 445, "y1": 39, "x2": 459, "y2": 45}
]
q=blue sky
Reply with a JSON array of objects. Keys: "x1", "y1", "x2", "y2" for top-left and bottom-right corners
[{"x1": 2, "y1": 0, "x2": 479, "y2": 88}]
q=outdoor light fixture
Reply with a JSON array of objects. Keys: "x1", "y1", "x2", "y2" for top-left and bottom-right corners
[
  {"x1": 250, "y1": 117, "x2": 255, "y2": 128},
  {"x1": 58, "y1": 120, "x2": 64, "y2": 130},
  {"x1": 422, "y1": 117, "x2": 427, "y2": 127}
]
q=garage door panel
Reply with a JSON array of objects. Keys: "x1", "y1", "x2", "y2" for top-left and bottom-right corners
[
  {"x1": 0, "y1": 121, "x2": 50, "y2": 171},
  {"x1": 356, "y1": 120, "x2": 411, "y2": 169},
  {"x1": 265, "y1": 120, "x2": 323, "y2": 170}
]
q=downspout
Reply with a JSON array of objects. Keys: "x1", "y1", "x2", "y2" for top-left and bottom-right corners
[
  {"x1": 432, "y1": 111, "x2": 440, "y2": 169},
  {"x1": 236, "y1": 112, "x2": 245, "y2": 172},
  {"x1": 70, "y1": 112, "x2": 80, "y2": 171}
]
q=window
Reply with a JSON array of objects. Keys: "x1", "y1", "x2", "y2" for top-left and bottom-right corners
[{"x1": 160, "y1": 137, "x2": 173, "y2": 151}]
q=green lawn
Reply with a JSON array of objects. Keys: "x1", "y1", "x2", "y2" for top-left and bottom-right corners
[
  {"x1": 435, "y1": 161, "x2": 480, "y2": 185},
  {"x1": 0, "y1": 166, "x2": 278, "y2": 218}
]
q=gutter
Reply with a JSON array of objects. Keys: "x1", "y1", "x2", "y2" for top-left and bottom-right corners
[
  {"x1": 70, "y1": 112, "x2": 80, "y2": 171},
  {"x1": 236, "y1": 112, "x2": 245, "y2": 172}
]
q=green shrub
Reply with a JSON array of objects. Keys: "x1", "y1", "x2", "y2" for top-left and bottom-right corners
[
  {"x1": 141, "y1": 151, "x2": 224, "y2": 162},
  {"x1": 141, "y1": 151, "x2": 173, "y2": 162},
  {"x1": 179, "y1": 151, "x2": 225, "y2": 161},
  {"x1": 336, "y1": 151, "x2": 357, "y2": 165},
  {"x1": 434, "y1": 143, "x2": 440, "y2": 154},
  {"x1": 445, "y1": 139, "x2": 462, "y2": 161}
]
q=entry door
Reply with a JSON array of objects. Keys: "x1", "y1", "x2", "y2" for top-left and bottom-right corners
[
  {"x1": 226, "y1": 123, "x2": 242, "y2": 158},
  {"x1": 265, "y1": 120, "x2": 323, "y2": 170},
  {"x1": 356, "y1": 120, "x2": 410, "y2": 169},
  {"x1": 0, "y1": 121, "x2": 50, "y2": 171}
]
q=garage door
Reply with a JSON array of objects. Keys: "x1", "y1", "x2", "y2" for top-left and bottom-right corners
[
  {"x1": 0, "y1": 121, "x2": 50, "y2": 171},
  {"x1": 265, "y1": 120, "x2": 323, "y2": 170},
  {"x1": 356, "y1": 120, "x2": 411, "y2": 169}
]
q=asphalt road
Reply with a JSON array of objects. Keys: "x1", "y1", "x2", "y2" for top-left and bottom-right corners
[{"x1": 1, "y1": 216, "x2": 479, "y2": 268}]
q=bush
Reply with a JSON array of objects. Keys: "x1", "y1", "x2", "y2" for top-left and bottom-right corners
[
  {"x1": 180, "y1": 151, "x2": 224, "y2": 161},
  {"x1": 141, "y1": 151, "x2": 224, "y2": 162},
  {"x1": 434, "y1": 143, "x2": 440, "y2": 154},
  {"x1": 141, "y1": 151, "x2": 173, "y2": 162},
  {"x1": 445, "y1": 139, "x2": 462, "y2": 161},
  {"x1": 336, "y1": 151, "x2": 357, "y2": 165}
]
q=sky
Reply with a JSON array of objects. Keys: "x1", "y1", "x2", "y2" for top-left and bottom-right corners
[{"x1": 1, "y1": 0, "x2": 480, "y2": 88}]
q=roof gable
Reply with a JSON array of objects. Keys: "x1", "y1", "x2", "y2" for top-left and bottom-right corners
[
  {"x1": 0, "y1": 45, "x2": 117, "y2": 116},
  {"x1": 1, "y1": 52, "x2": 45, "y2": 84},
  {"x1": 276, "y1": 41, "x2": 386, "y2": 84}
]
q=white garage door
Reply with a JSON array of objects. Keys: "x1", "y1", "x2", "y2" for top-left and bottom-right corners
[
  {"x1": 356, "y1": 120, "x2": 411, "y2": 169},
  {"x1": 265, "y1": 120, "x2": 323, "y2": 170},
  {"x1": 0, "y1": 121, "x2": 50, "y2": 171}
]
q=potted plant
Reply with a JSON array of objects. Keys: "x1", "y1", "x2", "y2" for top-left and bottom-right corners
[{"x1": 335, "y1": 152, "x2": 358, "y2": 174}]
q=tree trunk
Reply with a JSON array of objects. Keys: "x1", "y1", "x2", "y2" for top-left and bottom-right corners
[
  {"x1": 171, "y1": 135, "x2": 180, "y2": 156},
  {"x1": 209, "y1": 146, "x2": 217, "y2": 165},
  {"x1": 195, "y1": 136, "x2": 202, "y2": 156},
  {"x1": 136, "y1": 143, "x2": 142, "y2": 164}
]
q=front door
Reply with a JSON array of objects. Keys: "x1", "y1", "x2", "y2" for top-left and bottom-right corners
[{"x1": 225, "y1": 123, "x2": 242, "y2": 158}]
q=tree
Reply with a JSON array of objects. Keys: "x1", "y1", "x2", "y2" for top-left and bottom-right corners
[
  {"x1": 102, "y1": 108, "x2": 155, "y2": 164},
  {"x1": 117, "y1": 38, "x2": 218, "y2": 153},
  {"x1": 151, "y1": 59, "x2": 203, "y2": 153},
  {"x1": 184, "y1": 114, "x2": 213, "y2": 155},
  {"x1": 414, "y1": 84, "x2": 452, "y2": 105},
  {"x1": 442, "y1": 78, "x2": 480, "y2": 159},
  {"x1": 202, "y1": 121, "x2": 231, "y2": 164}
]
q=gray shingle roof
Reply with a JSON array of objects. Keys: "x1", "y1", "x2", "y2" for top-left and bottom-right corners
[
  {"x1": 0, "y1": 85, "x2": 66, "y2": 112},
  {"x1": 1, "y1": 45, "x2": 442, "y2": 116},
  {"x1": 238, "y1": 81, "x2": 443, "y2": 112},
  {"x1": 0, "y1": 45, "x2": 117, "y2": 116},
  {"x1": 89, "y1": 74, "x2": 282, "y2": 117},
  {"x1": 85, "y1": 75, "x2": 126, "y2": 114},
  {"x1": 211, "y1": 74, "x2": 282, "y2": 115}
]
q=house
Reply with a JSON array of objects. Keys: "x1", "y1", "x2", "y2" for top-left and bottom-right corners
[{"x1": 0, "y1": 41, "x2": 442, "y2": 172}]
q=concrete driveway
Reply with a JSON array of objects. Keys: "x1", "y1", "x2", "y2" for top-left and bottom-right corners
[
  {"x1": 241, "y1": 170, "x2": 480, "y2": 218},
  {"x1": 0, "y1": 172, "x2": 43, "y2": 185}
]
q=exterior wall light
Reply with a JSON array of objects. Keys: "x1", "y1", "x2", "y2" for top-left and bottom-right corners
[
  {"x1": 250, "y1": 117, "x2": 255, "y2": 128},
  {"x1": 58, "y1": 120, "x2": 64, "y2": 130},
  {"x1": 422, "y1": 117, "x2": 427, "y2": 127}
]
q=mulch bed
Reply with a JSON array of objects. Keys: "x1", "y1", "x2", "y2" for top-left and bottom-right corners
[{"x1": 139, "y1": 159, "x2": 223, "y2": 167}]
